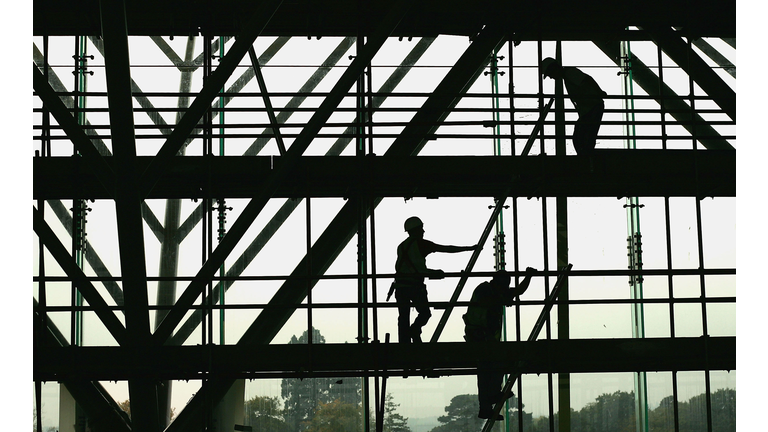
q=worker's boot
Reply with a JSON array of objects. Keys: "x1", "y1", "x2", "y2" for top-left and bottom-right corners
[
  {"x1": 478, "y1": 408, "x2": 503, "y2": 421},
  {"x1": 409, "y1": 324, "x2": 423, "y2": 343}
]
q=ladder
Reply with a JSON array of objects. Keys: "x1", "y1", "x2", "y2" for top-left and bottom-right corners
[
  {"x1": 429, "y1": 98, "x2": 556, "y2": 343},
  {"x1": 480, "y1": 263, "x2": 572, "y2": 432}
]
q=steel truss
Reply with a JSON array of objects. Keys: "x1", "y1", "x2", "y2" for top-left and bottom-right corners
[{"x1": 33, "y1": 1, "x2": 735, "y2": 432}]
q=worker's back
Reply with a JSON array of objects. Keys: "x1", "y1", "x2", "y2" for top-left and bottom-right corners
[{"x1": 463, "y1": 282, "x2": 504, "y2": 342}]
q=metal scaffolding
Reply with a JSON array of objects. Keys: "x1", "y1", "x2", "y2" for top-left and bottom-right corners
[{"x1": 33, "y1": 1, "x2": 735, "y2": 432}]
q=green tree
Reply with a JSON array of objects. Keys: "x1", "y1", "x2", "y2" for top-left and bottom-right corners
[
  {"x1": 570, "y1": 391, "x2": 635, "y2": 432},
  {"x1": 648, "y1": 394, "x2": 677, "y2": 432},
  {"x1": 281, "y1": 328, "x2": 362, "y2": 431},
  {"x1": 707, "y1": 388, "x2": 736, "y2": 432},
  {"x1": 530, "y1": 388, "x2": 736, "y2": 432},
  {"x1": 428, "y1": 394, "x2": 502, "y2": 432},
  {"x1": 304, "y1": 399, "x2": 363, "y2": 432},
  {"x1": 677, "y1": 388, "x2": 735, "y2": 432},
  {"x1": 245, "y1": 395, "x2": 290, "y2": 432},
  {"x1": 382, "y1": 393, "x2": 411, "y2": 432},
  {"x1": 503, "y1": 392, "x2": 535, "y2": 432}
]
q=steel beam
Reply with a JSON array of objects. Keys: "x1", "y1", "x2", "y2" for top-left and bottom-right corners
[
  {"x1": 386, "y1": 27, "x2": 506, "y2": 157},
  {"x1": 34, "y1": 304, "x2": 132, "y2": 432},
  {"x1": 99, "y1": 1, "x2": 159, "y2": 429},
  {"x1": 243, "y1": 37, "x2": 356, "y2": 156},
  {"x1": 163, "y1": 6, "x2": 413, "y2": 431},
  {"x1": 35, "y1": 150, "x2": 737, "y2": 200},
  {"x1": 33, "y1": 0, "x2": 736, "y2": 40},
  {"x1": 152, "y1": 0, "x2": 411, "y2": 350},
  {"x1": 593, "y1": 39, "x2": 734, "y2": 151},
  {"x1": 248, "y1": 46, "x2": 286, "y2": 155},
  {"x1": 35, "y1": 336, "x2": 736, "y2": 381},
  {"x1": 642, "y1": 26, "x2": 736, "y2": 121},
  {"x1": 140, "y1": 0, "x2": 285, "y2": 197},
  {"x1": 33, "y1": 65, "x2": 115, "y2": 196},
  {"x1": 46, "y1": 200, "x2": 125, "y2": 306},
  {"x1": 167, "y1": 37, "x2": 435, "y2": 346},
  {"x1": 691, "y1": 37, "x2": 735, "y2": 78},
  {"x1": 163, "y1": 23, "x2": 506, "y2": 432},
  {"x1": 33, "y1": 207, "x2": 128, "y2": 345}
]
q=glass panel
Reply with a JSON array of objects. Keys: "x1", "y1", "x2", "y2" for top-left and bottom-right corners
[
  {"x1": 709, "y1": 371, "x2": 736, "y2": 432},
  {"x1": 673, "y1": 303, "x2": 704, "y2": 337},
  {"x1": 677, "y1": 371, "x2": 708, "y2": 431},
  {"x1": 569, "y1": 373, "x2": 637, "y2": 432},
  {"x1": 647, "y1": 372, "x2": 675, "y2": 431}
]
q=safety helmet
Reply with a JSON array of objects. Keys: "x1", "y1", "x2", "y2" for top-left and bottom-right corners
[
  {"x1": 540, "y1": 57, "x2": 559, "y2": 75},
  {"x1": 404, "y1": 216, "x2": 424, "y2": 232}
]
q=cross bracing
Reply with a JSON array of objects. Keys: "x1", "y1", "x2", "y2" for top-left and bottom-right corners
[{"x1": 33, "y1": 1, "x2": 735, "y2": 431}]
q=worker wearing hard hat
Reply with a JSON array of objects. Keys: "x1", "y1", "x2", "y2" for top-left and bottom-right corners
[
  {"x1": 389, "y1": 216, "x2": 479, "y2": 343},
  {"x1": 540, "y1": 57, "x2": 607, "y2": 155}
]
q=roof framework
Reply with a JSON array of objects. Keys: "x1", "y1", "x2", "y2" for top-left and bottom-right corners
[{"x1": 33, "y1": 1, "x2": 735, "y2": 431}]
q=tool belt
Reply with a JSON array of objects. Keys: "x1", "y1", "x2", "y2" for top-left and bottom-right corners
[{"x1": 386, "y1": 280, "x2": 424, "y2": 301}]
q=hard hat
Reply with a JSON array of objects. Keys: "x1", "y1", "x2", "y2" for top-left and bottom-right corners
[
  {"x1": 404, "y1": 216, "x2": 424, "y2": 232},
  {"x1": 540, "y1": 57, "x2": 559, "y2": 75}
]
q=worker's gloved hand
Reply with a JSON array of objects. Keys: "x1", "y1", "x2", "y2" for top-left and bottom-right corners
[
  {"x1": 429, "y1": 269, "x2": 445, "y2": 280},
  {"x1": 525, "y1": 267, "x2": 536, "y2": 274}
]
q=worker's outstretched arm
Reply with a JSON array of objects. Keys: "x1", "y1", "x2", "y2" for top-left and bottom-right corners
[
  {"x1": 508, "y1": 267, "x2": 536, "y2": 300},
  {"x1": 433, "y1": 243, "x2": 480, "y2": 253}
]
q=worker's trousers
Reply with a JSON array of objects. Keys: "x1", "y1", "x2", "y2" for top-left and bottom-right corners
[
  {"x1": 395, "y1": 283, "x2": 431, "y2": 343},
  {"x1": 477, "y1": 361, "x2": 504, "y2": 412},
  {"x1": 573, "y1": 101, "x2": 604, "y2": 155},
  {"x1": 466, "y1": 335, "x2": 506, "y2": 412}
]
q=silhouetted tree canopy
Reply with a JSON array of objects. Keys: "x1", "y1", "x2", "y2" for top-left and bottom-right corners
[
  {"x1": 244, "y1": 395, "x2": 290, "y2": 432},
  {"x1": 281, "y1": 328, "x2": 362, "y2": 431},
  {"x1": 428, "y1": 388, "x2": 735, "y2": 432}
]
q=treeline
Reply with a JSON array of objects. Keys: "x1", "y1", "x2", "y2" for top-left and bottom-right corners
[
  {"x1": 428, "y1": 388, "x2": 736, "y2": 432},
  {"x1": 244, "y1": 328, "x2": 411, "y2": 432}
]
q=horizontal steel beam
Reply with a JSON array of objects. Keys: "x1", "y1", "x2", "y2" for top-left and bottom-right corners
[
  {"x1": 34, "y1": 150, "x2": 736, "y2": 200},
  {"x1": 35, "y1": 336, "x2": 735, "y2": 382},
  {"x1": 33, "y1": 0, "x2": 735, "y2": 39}
]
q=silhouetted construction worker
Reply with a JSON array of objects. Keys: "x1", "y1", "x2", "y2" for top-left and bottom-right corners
[
  {"x1": 540, "y1": 57, "x2": 607, "y2": 155},
  {"x1": 463, "y1": 268, "x2": 535, "y2": 420},
  {"x1": 389, "y1": 216, "x2": 478, "y2": 343}
]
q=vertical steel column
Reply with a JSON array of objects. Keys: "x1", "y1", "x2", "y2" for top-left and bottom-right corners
[
  {"x1": 489, "y1": 50, "x2": 507, "y2": 273},
  {"x1": 202, "y1": 31, "x2": 215, "y2": 432},
  {"x1": 306, "y1": 197, "x2": 314, "y2": 345},
  {"x1": 217, "y1": 36, "x2": 229, "y2": 345},
  {"x1": 355, "y1": 15, "x2": 372, "y2": 432},
  {"x1": 542, "y1": 39, "x2": 570, "y2": 432},
  {"x1": 621, "y1": 38, "x2": 650, "y2": 432},
  {"x1": 36, "y1": 37, "x2": 50, "y2": 432},
  {"x1": 41, "y1": 35, "x2": 51, "y2": 157},
  {"x1": 686, "y1": 32, "x2": 714, "y2": 432},
  {"x1": 507, "y1": 39, "x2": 527, "y2": 432},
  {"x1": 488, "y1": 46, "x2": 513, "y2": 432},
  {"x1": 72, "y1": 34, "x2": 91, "y2": 349},
  {"x1": 356, "y1": 34, "x2": 369, "y2": 346},
  {"x1": 534, "y1": 36, "x2": 557, "y2": 432},
  {"x1": 658, "y1": 41, "x2": 681, "y2": 432},
  {"x1": 154, "y1": 35, "x2": 197, "y2": 429},
  {"x1": 71, "y1": 34, "x2": 91, "y2": 432}
]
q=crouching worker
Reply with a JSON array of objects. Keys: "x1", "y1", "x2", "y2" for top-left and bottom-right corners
[{"x1": 463, "y1": 267, "x2": 535, "y2": 420}]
